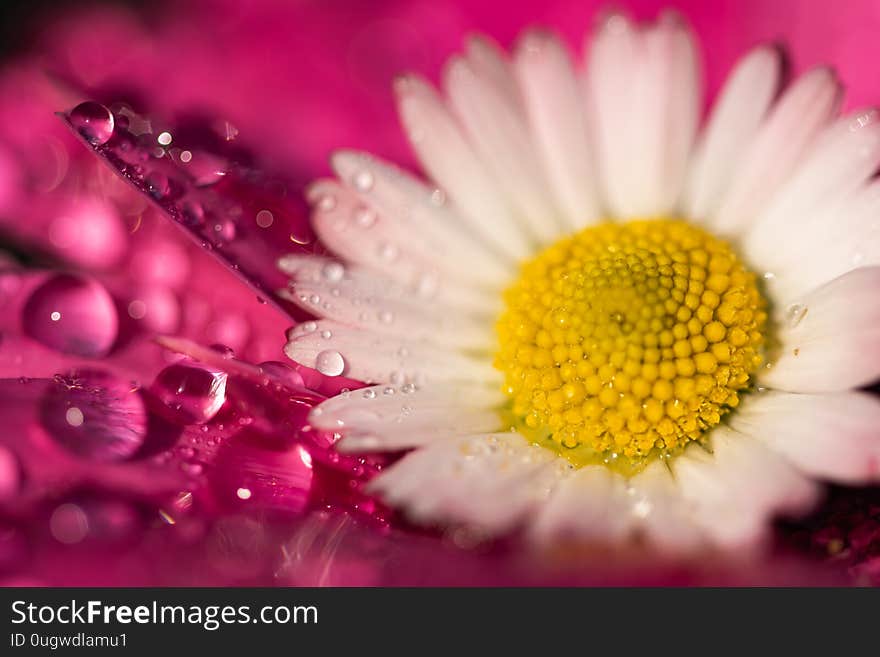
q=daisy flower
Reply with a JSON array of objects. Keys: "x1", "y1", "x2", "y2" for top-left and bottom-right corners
[{"x1": 282, "y1": 11, "x2": 880, "y2": 552}]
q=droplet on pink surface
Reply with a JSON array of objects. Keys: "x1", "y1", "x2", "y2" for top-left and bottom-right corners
[
  {"x1": 39, "y1": 370, "x2": 147, "y2": 461},
  {"x1": 150, "y1": 362, "x2": 227, "y2": 425},
  {"x1": 146, "y1": 171, "x2": 170, "y2": 199},
  {"x1": 22, "y1": 274, "x2": 118, "y2": 357},
  {"x1": 258, "y1": 361, "x2": 305, "y2": 388},
  {"x1": 69, "y1": 101, "x2": 115, "y2": 145}
]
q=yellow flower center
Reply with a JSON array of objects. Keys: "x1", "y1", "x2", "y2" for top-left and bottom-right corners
[{"x1": 494, "y1": 218, "x2": 768, "y2": 475}]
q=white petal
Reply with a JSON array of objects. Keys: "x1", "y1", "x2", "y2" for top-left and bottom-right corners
[
  {"x1": 330, "y1": 150, "x2": 512, "y2": 288},
  {"x1": 279, "y1": 256, "x2": 494, "y2": 350},
  {"x1": 672, "y1": 427, "x2": 818, "y2": 548},
  {"x1": 627, "y1": 461, "x2": 705, "y2": 553},
  {"x1": 445, "y1": 55, "x2": 562, "y2": 244},
  {"x1": 306, "y1": 180, "x2": 444, "y2": 288},
  {"x1": 529, "y1": 465, "x2": 634, "y2": 543},
  {"x1": 585, "y1": 13, "x2": 639, "y2": 216},
  {"x1": 310, "y1": 382, "x2": 503, "y2": 452},
  {"x1": 278, "y1": 254, "x2": 498, "y2": 318},
  {"x1": 744, "y1": 109, "x2": 880, "y2": 273},
  {"x1": 753, "y1": 168, "x2": 880, "y2": 304},
  {"x1": 514, "y1": 29, "x2": 600, "y2": 230},
  {"x1": 394, "y1": 74, "x2": 532, "y2": 259},
  {"x1": 759, "y1": 267, "x2": 880, "y2": 392},
  {"x1": 729, "y1": 390, "x2": 880, "y2": 484},
  {"x1": 684, "y1": 46, "x2": 781, "y2": 220},
  {"x1": 368, "y1": 433, "x2": 571, "y2": 533},
  {"x1": 465, "y1": 35, "x2": 523, "y2": 117},
  {"x1": 284, "y1": 320, "x2": 500, "y2": 385},
  {"x1": 587, "y1": 14, "x2": 700, "y2": 217},
  {"x1": 709, "y1": 68, "x2": 841, "y2": 235}
]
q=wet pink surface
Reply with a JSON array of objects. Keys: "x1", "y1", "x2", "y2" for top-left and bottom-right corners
[{"x1": 0, "y1": 0, "x2": 878, "y2": 585}]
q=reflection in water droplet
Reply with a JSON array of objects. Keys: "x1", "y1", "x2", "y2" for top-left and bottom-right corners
[
  {"x1": 315, "y1": 350, "x2": 345, "y2": 376},
  {"x1": 69, "y1": 101, "x2": 115, "y2": 145},
  {"x1": 23, "y1": 274, "x2": 118, "y2": 358},
  {"x1": 39, "y1": 370, "x2": 147, "y2": 461},
  {"x1": 150, "y1": 362, "x2": 228, "y2": 425}
]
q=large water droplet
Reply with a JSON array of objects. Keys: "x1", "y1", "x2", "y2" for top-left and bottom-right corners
[
  {"x1": 69, "y1": 101, "x2": 115, "y2": 145},
  {"x1": 150, "y1": 362, "x2": 228, "y2": 425},
  {"x1": 22, "y1": 274, "x2": 118, "y2": 358},
  {"x1": 315, "y1": 350, "x2": 345, "y2": 376},
  {"x1": 39, "y1": 370, "x2": 147, "y2": 461}
]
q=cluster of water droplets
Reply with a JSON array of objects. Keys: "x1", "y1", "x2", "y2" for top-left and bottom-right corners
[{"x1": 65, "y1": 100, "x2": 311, "y2": 314}]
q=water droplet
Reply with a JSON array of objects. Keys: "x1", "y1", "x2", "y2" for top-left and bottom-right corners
[
  {"x1": 320, "y1": 329, "x2": 332, "y2": 339},
  {"x1": 362, "y1": 389, "x2": 376, "y2": 399},
  {"x1": 354, "y1": 207, "x2": 376, "y2": 227},
  {"x1": 180, "y1": 199, "x2": 205, "y2": 226},
  {"x1": 150, "y1": 363, "x2": 228, "y2": 425},
  {"x1": 316, "y1": 194, "x2": 336, "y2": 211},
  {"x1": 39, "y1": 370, "x2": 147, "y2": 461},
  {"x1": 429, "y1": 188, "x2": 446, "y2": 206},
  {"x1": 157, "y1": 131, "x2": 173, "y2": 146},
  {"x1": 378, "y1": 243, "x2": 398, "y2": 261},
  {"x1": 416, "y1": 273, "x2": 439, "y2": 297},
  {"x1": 322, "y1": 262, "x2": 345, "y2": 282},
  {"x1": 309, "y1": 293, "x2": 320, "y2": 304},
  {"x1": 210, "y1": 343, "x2": 235, "y2": 359},
  {"x1": 300, "y1": 321, "x2": 317, "y2": 333},
  {"x1": 315, "y1": 350, "x2": 345, "y2": 376},
  {"x1": 23, "y1": 274, "x2": 118, "y2": 357},
  {"x1": 378, "y1": 310, "x2": 394, "y2": 323},
  {"x1": 353, "y1": 170, "x2": 374, "y2": 192},
  {"x1": 383, "y1": 386, "x2": 395, "y2": 396},
  {"x1": 69, "y1": 101, "x2": 115, "y2": 145},
  {"x1": 258, "y1": 361, "x2": 305, "y2": 388},
  {"x1": 146, "y1": 171, "x2": 169, "y2": 199},
  {"x1": 785, "y1": 303, "x2": 808, "y2": 329},
  {"x1": 401, "y1": 383, "x2": 416, "y2": 394}
]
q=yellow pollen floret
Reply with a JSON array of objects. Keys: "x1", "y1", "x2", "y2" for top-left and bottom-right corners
[{"x1": 494, "y1": 218, "x2": 768, "y2": 475}]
